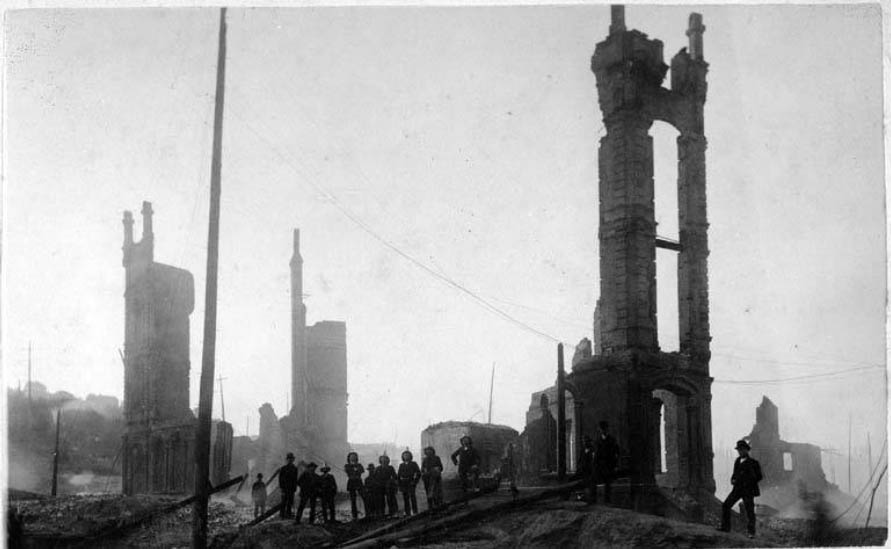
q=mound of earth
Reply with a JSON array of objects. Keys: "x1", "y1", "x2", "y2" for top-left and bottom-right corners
[{"x1": 412, "y1": 501, "x2": 770, "y2": 548}]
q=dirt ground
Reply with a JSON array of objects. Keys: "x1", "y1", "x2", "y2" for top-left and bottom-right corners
[{"x1": 10, "y1": 489, "x2": 888, "y2": 548}]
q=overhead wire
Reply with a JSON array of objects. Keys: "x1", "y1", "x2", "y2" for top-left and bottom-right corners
[{"x1": 226, "y1": 105, "x2": 565, "y2": 346}]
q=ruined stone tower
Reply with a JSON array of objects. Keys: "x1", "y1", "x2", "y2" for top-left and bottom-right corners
[
  {"x1": 571, "y1": 6, "x2": 715, "y2": 500},
  {"x1": 285, "y1": 229, "x2": 349, "y2": 468},
  {"x1": 121, "y1": 202, "x2": 232, "y2": 494}
]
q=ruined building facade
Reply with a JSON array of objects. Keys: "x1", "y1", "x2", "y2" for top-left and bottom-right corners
[
  {"x1": 746, "y1": 396, "x2": 828, "y2": 493},
  {"x1": 121, "y1": 202, "x2": 232, "y2": 495},
  {"x1": 521, "y1": 7, "x2": 715, "y2": 502},
  {"x1": 253, "y1": 230, "x2": 349, "y2": 477}
]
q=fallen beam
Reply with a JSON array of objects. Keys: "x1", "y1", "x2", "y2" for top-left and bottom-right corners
[
  {"x1": 67, "y1": 475, "x2": 245, "y2": 545},
  {"x1": 332, "y1": 483, "x2": 501, "y2": 548},
  {"x1": 340, "y1": 480, "x2": 584, "y2": 549}
]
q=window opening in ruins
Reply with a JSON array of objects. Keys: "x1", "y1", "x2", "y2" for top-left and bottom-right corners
[
  {"x1": 783, "y1": 452, "x2": 793, "y2": 471},
  {"x1": 653, "y1": 122, "x2": 679, "y2": 352}
]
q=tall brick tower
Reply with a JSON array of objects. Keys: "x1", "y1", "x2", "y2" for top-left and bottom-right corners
[{"x1": 571, "y1": 5, "x2": 715, "y2": 503}]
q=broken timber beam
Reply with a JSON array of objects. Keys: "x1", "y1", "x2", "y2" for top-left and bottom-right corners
[
  {"x1": 336, "y1": 481, "x2": 583, "y2": 549},
  {"x1": 655, "y1": 237, "x2": 681, "y2": 251}
]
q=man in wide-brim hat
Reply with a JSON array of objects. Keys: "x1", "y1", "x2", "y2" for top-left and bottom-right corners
[
  {"x1": 718, "y1": 439, "x2": 763, "y2": 538},
  {"x1": 451, "y1": 435, "x2": 481, "y2": 493}
]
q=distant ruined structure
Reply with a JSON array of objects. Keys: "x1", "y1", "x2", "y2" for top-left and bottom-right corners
[
  {"x1": 421, "y1": 422, "x2": 518, "y2": 480},
  {"x1": 521, "y1": 6, "x2": 715, "y2": 504},
  {"x1": 746, "y1": 396, "x2": 828, "y2": 493},
  {"x1": 252, "y1": 230, "x2": 349, "y2": 480},
  {"x1": 121, "y1": 202, "x2": 232, "y2": 495}
]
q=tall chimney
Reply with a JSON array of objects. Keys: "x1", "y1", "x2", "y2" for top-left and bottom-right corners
[
  {"x1": 610, "y1": 5, "x2": 626, "y2": 35},
  {"x1": 687, "y1": 13, "x2": 705, "y2": 60}
]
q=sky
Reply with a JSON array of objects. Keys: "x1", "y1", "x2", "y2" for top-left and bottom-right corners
[{"x1": 3, "y1": 3, "x2": 887, "y2": 490}]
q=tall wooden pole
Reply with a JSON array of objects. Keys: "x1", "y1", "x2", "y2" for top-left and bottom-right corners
[
  {"x1": 867, "y1": 431, "x2": 872, "y2": 473},
  {"x1": 51, "y1": 408, "x2": 61, "y2": 496},
  {"x1": 557, "y1": 343, "x2": 566, "y2": 481},
  {"x1": 487, "y1": 363, "x2": 495, "y2": 424},
  {"x1": 847, "y1": 413, "x2": 852, "y2": 493},
  {"x1": 27, "y1": 341, "x2": 32, "y2": 407},
  {"x1": 192, "y1": 7, "x2": 227, "y2": 548}
]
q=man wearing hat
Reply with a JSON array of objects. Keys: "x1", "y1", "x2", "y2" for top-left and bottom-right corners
[
  {"x1": 719, "y1": 440, "x2": 763, "y2": 538},
  {"x1": 295, "y1": 462, "x2": 319, "y2": 524},
  {"x1": 278, "y1": 452, "x2": 299, "y2": 518},
  {"x1": 318, "y1": 465, "x2": 338, "y2": 523},
  {"x1": 450, "y1": 435, "x2": 481, "y2": 493}
]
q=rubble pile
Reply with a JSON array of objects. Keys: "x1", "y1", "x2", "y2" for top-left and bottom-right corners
[{"x1": 13, "y1": 494, "x2": 172, "y2": 538}]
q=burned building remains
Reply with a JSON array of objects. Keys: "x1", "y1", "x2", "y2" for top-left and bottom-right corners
[
  {"x1": 249, "y1": 229, "x2": 349, "y2": 480},
  {"x1": 746, "y1": 396, "x2": 828, "y2": 493},
  {"x1": 421, "y1": 421, "x2": 518, "y2": 480},
  {"x1": 521, "y1": 6, "x2": 716, "y2": 504},
  {"x1": 121, "y1": 202, "x2": 232, "y2": 495}
]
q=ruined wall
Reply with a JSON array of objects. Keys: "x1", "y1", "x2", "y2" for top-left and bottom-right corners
[
  {"x1": 121, "y1": 202, "x2": 232, "y2": 495},
  {"x1": 530, "y1": 8, "x2": 716, "y2": 503},
  {"x1": 747, "y1": 396, "x2": 828, "y2": 492},
  {"x1": 421, "y1": 422, "x2": 518, "y2": 480},
  {"x1": 286, "y1": 229, "x2": 350, "y2": 473},
  {"x1": 306, "y1": 320, "x2": 349, "y2": 459}
]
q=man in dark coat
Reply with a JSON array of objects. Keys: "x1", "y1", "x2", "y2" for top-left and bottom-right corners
[
  {"x1": 278, "y1": 452, "x2": 299, "y2": 518},
  {"x1": 451, "y1": 436, "x2": 481, "y2": 493},
  {"x1": 592, "y1": 421, "x2": 619, "y2": 504},
  {"x1": 397, "y1": 450, "x2": 422, "y2": 516},
  {"x1": 295, "y1": 462, "x2": 319, "y2": 524},
  {"x1": 318, "y1": 466, "x2": 338, "y2": 523},
  {"x1": 719, "y1": 440, "x2": 763, "y2": 538},
  {"x1": 577, "y1": 436, "x2": 596, "y2": 504},
  {"x1": 375, "y1": 455, "x2": 399, "y2": 516},
  {"x1": 421, "y1": 446, "x2": 444, "y2": 509},
  {"x1": 364, "y1": 463, "x2": 379, "y2": 517}
]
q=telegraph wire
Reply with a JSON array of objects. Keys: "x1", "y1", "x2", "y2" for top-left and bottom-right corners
[
  {"x1": 713, "y1": 364, "x2": 885, "y2": 385},
  {"x1": 227, "y1": 106, "x2": 564, "y2": 345},
  {"x1": 829, "y1": 438, "x2": 887, "y2": 524},
  {"x1": 223, "y1": 90, "x2": 887, "y2": 386}
]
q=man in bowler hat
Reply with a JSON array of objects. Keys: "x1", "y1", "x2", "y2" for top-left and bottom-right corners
[{"x1": 719, "y1": 440, "x2": 763, "y2": 538}]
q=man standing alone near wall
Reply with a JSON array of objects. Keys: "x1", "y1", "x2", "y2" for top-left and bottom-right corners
[{"x1": 718, "y1": 440, "x2": 763, "y2": 538}]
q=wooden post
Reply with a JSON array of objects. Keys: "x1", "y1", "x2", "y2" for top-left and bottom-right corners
[
  {"x1": 487, "y1": 363, "x2": 495, "y2": 423},
  {"x1": 557, "y1": 343, "x2": 566, "y2": 481},
  {"x1": 27, "y1": 341, "x2": 32, "y2": 407},
  {"x1": 51, "y1": 408, "x2": 61, "y2": 496},
  {"x1": 192, "y1": 7, "x2": 227, "y2": 548},
  {"x1": 864, "y1": 464, "x2": 887, "y2": 528},
  {"x1": 847, "y1": 413, "x2": 852, "y2": 493}
]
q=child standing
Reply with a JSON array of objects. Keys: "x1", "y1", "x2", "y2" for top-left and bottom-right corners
[{"x1": 251, "y1": 473, "x2": 267, "y2": 519}]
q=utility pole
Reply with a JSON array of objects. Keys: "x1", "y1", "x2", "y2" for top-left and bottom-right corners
[
  {"x1": 193, "y1": 8, "x2": 227, "y2": 549},
  {"x1": 27, "y1": 341, "x2": 32, "y2": 407},
  {"x1": 246, "y1": 415, "x2": 250, "y2": 438},
  {"x1": 867, "y1": 431, "x2": 872, "y2": 473},
  {"x1": 847, "y1": 413, "x2": 852, "y2": 494},
  {"x1": 487, "y1": 363, "x2": 495, "y2": 424},
  {"x1": 217, "y1": 375, "x2": 227, "y2": 422},
  {"x1": 51, "y1": 408, "x2": 61, "y2": 496},
  {"x1": 557, "y1": 343, "x2": 566, "y2": 481}
]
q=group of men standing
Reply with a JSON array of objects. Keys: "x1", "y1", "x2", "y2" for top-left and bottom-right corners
[{"x1": 250, "y1": 453, "x2": 339, "y2": 523}]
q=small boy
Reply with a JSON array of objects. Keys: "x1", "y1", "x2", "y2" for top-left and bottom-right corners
[{"x1": 251, "y1": 473, "x2": 267, "y2": 519}]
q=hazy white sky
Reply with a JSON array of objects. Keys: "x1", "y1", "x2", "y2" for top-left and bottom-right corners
[{"x1": 3, "y1": 4, "x2": 886, "y2": 469}]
